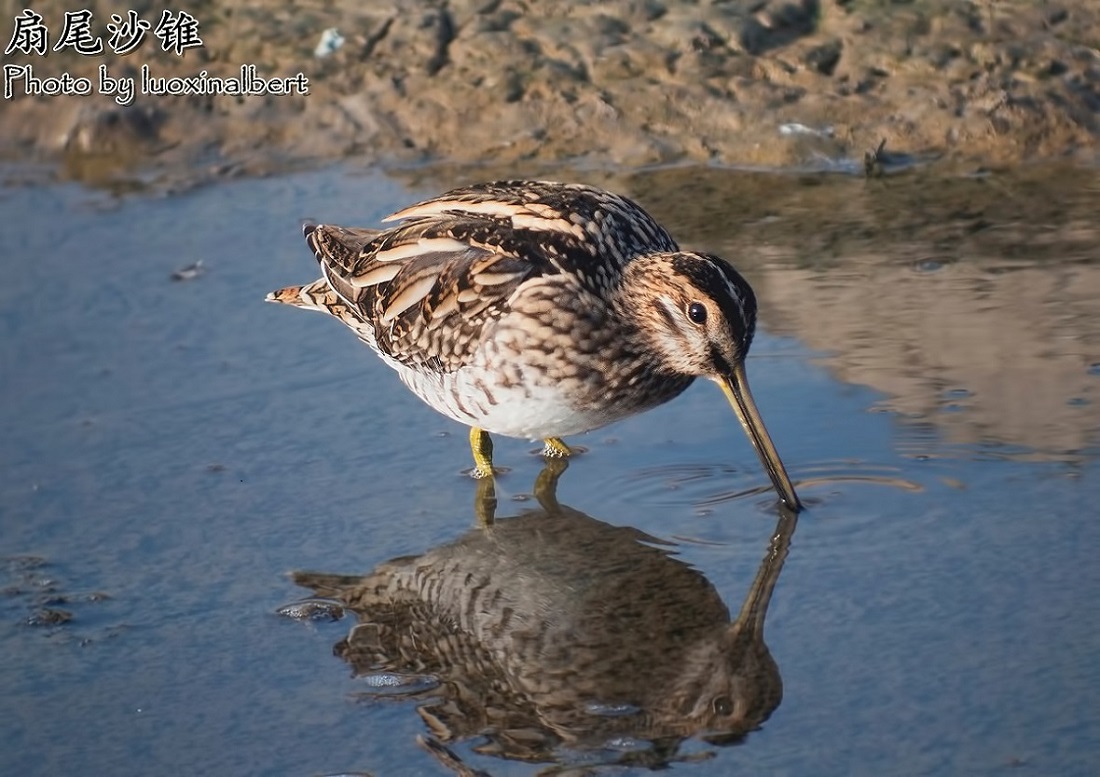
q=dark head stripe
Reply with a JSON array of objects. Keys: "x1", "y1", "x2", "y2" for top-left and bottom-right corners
[{"x1": 670, "y1": 253, "x2": 757, "y2": 352}]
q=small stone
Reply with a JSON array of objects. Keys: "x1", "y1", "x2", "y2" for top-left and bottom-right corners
[
  {"x1": 26, "y1": 608, "x2": 73, "y2": 626},
  {"x1": 805, "y1": 40, "x2": 842, "y2": 76},
  {"x1": 276, "y1": 599, "x2": 345, "y2": 621},
  {"x1": 171, "y1": 260, "x2": 205, "y2": 282}
]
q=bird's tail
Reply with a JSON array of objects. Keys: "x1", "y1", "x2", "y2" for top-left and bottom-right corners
[
  {"x1": 265, "y1": 278, "x2": 338, "y2": 312},
  {"x1": 267, "y1": 276, "x2": 379, "y2": 350}
]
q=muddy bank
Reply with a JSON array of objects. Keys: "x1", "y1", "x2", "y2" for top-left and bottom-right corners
[{"x1": 1, "y1": 0, "x2": 1097, "y2": 188}]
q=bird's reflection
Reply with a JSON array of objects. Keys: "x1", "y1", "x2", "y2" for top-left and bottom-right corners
[{"x1": 293, "y1": 461, "x2": 797, "y2": 768}]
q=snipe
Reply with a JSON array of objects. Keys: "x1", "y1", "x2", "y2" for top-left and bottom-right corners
[{"x1": 268, "y1": 180, "x2": 801, "y2": 510}]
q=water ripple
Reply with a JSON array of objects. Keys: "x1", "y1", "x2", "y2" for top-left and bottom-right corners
[{"x1": 616, "y1": 459, "x2": 923, "y2": 513}]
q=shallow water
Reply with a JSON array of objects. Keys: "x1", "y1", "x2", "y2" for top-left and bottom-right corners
[{"x1": 1, "y1": 166, "x2": 1098, "y2": 776}]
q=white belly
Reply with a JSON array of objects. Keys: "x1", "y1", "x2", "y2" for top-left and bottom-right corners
[{"x1": 395, "y1": 362, "x2": 623, "y2": 440}]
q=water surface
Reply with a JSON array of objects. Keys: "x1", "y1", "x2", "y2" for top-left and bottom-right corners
[{"x1": 1, "y1": 166, "x2": 1098, "y2": 776}]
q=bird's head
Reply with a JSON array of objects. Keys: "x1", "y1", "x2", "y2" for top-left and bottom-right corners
[{"x1": 623, "y1": 252, "x2": 802, "y2": 511}]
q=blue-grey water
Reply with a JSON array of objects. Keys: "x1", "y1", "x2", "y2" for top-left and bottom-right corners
[{"x1": 1, "y1": 167, "x2": 1098, "y2": 776}]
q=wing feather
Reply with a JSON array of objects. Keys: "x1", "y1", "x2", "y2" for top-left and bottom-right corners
[
  {"x1": 289, "y1": 181, "x2": 680, "y2": 372},
  {"x1": 307, "y1": 223, "x2": 542, "y2": 370}
]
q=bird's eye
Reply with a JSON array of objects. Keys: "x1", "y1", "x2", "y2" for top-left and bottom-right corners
[
  {"x1": 712, "y1": 696, "x2": 734, "y2": 716},
  {"x1": 687, "y1": 302, "x2": 708, "y2": 325}
]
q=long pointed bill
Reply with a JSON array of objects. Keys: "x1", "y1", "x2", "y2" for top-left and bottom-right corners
[{"x1": 717, "y1": 362, "x2": 802, "y2": 512}]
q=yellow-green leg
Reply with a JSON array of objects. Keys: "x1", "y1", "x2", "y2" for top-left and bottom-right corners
[
  {"x1": 542, "y1": 437, "x2": 573, "y2": 459},
  {"x1": 469, "y1": 427, "x2": 495, "y2": 478}
]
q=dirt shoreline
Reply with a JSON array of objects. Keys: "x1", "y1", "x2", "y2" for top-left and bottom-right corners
[{"x1": 1, "y1": 1, "x2": 1097, "y2": 189}]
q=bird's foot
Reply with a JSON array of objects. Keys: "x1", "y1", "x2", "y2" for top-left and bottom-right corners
[
  {"x1": 469, "y1": 427, "x2": 497, "y2": 479},
  {"x1": 541, "y1": 437, "x2": 574, "y2": 459}
]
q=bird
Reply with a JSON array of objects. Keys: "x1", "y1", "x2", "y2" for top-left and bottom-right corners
[{"x1": 267, "y1": 180, "x2": 802, "y2": 511}]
